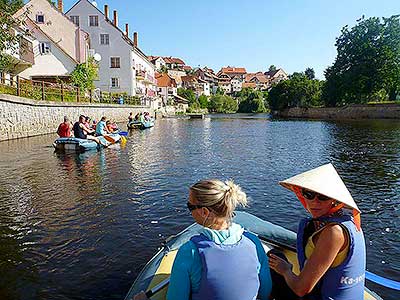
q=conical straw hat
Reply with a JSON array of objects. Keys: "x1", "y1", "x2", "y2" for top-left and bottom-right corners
[{"x1": 279, "y1": 163, "x2": 360, "y2": 213}]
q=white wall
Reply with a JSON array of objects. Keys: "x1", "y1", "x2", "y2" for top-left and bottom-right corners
[
  {"x1": 133, "y1": 49, "x2": 156, "y2": 96},
  {"x1": 19, "y1": 29, "x2": 76, "y2": 78},
  {"x1": 67, "y1": 1, "x2": 135, "y2": 95},
  {"x1": 14, "y1": 0, "x2": 88, "y2": 63}
]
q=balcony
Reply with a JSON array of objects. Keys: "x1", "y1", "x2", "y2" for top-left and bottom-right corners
[{"x1": 136, "y1": 70, "x2": 145, "y2": 80}]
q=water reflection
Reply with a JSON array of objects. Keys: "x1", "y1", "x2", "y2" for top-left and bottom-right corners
[{"x1": 0, "y1": 117, "x2": 398, "y2": 300}]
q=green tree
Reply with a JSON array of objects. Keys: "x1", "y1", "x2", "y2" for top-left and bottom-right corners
[
  {"x1": 198, "y1": 94, "x2": 208, "y2": 109},
  {"x1": 268, "y1": 72, "x2": 323, "y2": 111},
  {"x1": 268, "y1": 65, "x2": 277, "y2": 73},
  {"x1": 237, "y1": 88, "x2": 267, "y2": 113},
  {"x1": 305, "y1": 67, "x2": 315, "y2": 80},
  {"x1": 177, "y1": 88, "x2": 196, "y2": 104},
  {"x1": 215, "y1": 86, "x2": 225, "y2": 95},
  {"x1": 208, "y1": 94, "x2": 237, "y2": 113},
  {"x1": 159, "y1": 65, "x2": 168, "y2": 73},
  {"x1": 323, "y1": 15, "x2": 400, "y2": 106},
  {"x1": 0, "y1": 0, "x2": 25, "y2": 72},
  {"x1": 70, "y1": 57, "x2": 99, "y2": 92}
]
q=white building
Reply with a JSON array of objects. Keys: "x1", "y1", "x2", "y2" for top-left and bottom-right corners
[
  {"x1": 230, "y1": 76, "x2": 243, "y2": 93},
  {"x1": 66, "y1": 0, "x2": 156, "y2": 96},
  {"x1": 148, "y1": 56, "x2": 166, "y2": 71}
]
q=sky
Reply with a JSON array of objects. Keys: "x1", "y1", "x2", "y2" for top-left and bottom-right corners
[{"x1": 61, "y1": 0, "x2": 400, "y2": 79}]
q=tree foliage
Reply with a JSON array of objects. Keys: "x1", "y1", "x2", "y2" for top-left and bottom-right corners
[
  {"x1": 305, "y1": 67, "x2": 315, "y2": 80},
  {"x1": 198, "y1": 94, "x2": 208, "y2": 109},
  {"x1": 237, "y1": 88, "x2": 267, "y2": 113},
  {"x1": 177, "y1": 88, "x2": 196, "y2": 103},
  {"x1": 70, "y1": 57, "x2": 99, "y2": 91},
  {"x1": 323, "y1": 15, "x2": 400, "y2": 106},
  {"x1": 268, "y1": 71, "x2": 323, "y2": 111},
  {"x1": 0, "y1": 0, "x2": 24, "y2": 72},
  {"x1": 268, "y1": 65, "x2": 277, "y2": 73},
  {"x1": 208, "y1": 94, "x2": 237, "y2": 113},
  {"x1": 177, "y1": 87, "x2": 200, "y2": 110}
]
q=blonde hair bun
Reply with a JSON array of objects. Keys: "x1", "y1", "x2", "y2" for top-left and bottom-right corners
[{"x1": 190, "y1": 179, "x2": 248, "y2": 219}]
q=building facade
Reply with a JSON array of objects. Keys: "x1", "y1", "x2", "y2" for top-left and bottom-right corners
[
  {"x1": 12, "y1": 0, "x2": 89, "y2": 80},
  {"x1": 66, "y1": 0, "x2": 156, "y2": 96}
]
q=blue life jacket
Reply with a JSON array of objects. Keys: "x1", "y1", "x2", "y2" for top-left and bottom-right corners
[
  {"x1": 190, "y1": 231, "x2": 260, "y2": 300},
  {"x1": 297, "y1": 214, "x2": 366, "y2": 300}
]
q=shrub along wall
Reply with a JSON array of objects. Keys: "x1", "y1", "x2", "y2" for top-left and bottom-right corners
[{"x1": 0, "y1": 94, "x2": 153, "y2": 141}]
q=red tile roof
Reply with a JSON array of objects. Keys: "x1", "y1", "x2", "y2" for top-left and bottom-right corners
[
  {"x1": 220, "y1": 67, "x2": 247, "y2": 74},
  {"x1": 156, "y1": 73, "x2": 177, "y2": 87}
]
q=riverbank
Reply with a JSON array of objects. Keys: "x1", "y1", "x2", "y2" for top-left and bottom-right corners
[
  {"x1": 0, "y1": 94, "x2": 154, "y2": 141},
  {"x1": 275, "y1": 103, "x2": 400, "y2": 120}
]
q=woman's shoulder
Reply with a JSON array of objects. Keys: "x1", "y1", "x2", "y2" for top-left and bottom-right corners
[{"x1": 314, "y1": 223, "x2": 346, "y2": 247}]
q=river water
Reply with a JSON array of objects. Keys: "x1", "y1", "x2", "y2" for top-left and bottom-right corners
[{"x1": 0, "y1": 114, "x2": 399, "y2": 300}]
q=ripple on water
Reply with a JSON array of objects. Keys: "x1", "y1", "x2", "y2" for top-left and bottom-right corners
[{"x1": 0, "y1": 117, "x2": 399, "y2": 300}]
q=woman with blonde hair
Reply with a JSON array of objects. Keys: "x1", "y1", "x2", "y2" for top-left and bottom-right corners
[
  {"x1": 269, "y1": 163, "x2": 365, "y2": 300},
  {"x1": 166, "y1": 179, "x2": 272, "y2": 300}
]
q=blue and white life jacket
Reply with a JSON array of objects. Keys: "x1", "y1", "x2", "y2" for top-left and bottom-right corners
[
  {"x1": 297, "y1": 214, "x2": 366, "y2": 300},
  {"x1": 190, "y1": 231, "x2": 260, "y2": 300}
]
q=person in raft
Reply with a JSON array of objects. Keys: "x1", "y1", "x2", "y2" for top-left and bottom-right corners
[
  {"x1": 268, "y1": 163, "x2": 366, "y2": 300},
  {"x1": 135, "y1": 179, "x2": 272, "y2": 300},
  {"x1": 73, "y1": 115, "x2": 104, "y2": 145},
  {"x1": 128, "y1": 112, "x2": 133, "y2": 123},
  {"x1": 57, "y1": 116, "x2": 72, "y2": 138},
  {"x1": 95, "y1": 116, "x2": 111, "y2": 136}
]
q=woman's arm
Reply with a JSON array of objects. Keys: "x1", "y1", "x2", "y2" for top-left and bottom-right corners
[
  {"x1": 269, "y1": 224, "x2": 345, "y2": 296},
  {"x1": 167, "y1": 242, "x2": 200, "y2": 300}
]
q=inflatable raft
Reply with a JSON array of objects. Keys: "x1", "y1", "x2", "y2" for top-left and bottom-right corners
[
  {"x1": 125, "y1": 211, "x2": 383, "y2": 300},
  {"x1": 127, "y1": 120, "x2": 155, "y2": 130},
  {"x1": 127, "y1": 121, "x2": 143, "y2": 129},
  {"x1": 53, "y1": 137, "x2": 100, "y2": 152}
]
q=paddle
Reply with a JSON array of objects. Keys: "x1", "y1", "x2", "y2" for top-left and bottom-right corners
[{"x1": 144, "y1": 278, "x2": 170, "y2": 298}]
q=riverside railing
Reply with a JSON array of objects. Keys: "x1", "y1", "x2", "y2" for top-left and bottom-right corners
[{"x1": 0, "y1": 74, "x2": 150, "y2": 106}]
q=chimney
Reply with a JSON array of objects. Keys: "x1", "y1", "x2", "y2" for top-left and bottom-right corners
[
  {"x1": 133, "y1": 32, "x2": 138, "y2": 47},
  {"x1": 57, "y1": 0, "x2": 63, "y2": 12},
  {"x1": 113, "y1": 10, "x2": 118, "y2": 27},
  {"x1": 125, "y1": 23, "x2": 129, "y2": 37},
  {"x1": 104, "y1": 5, "x2": 109, "y2": 20}
]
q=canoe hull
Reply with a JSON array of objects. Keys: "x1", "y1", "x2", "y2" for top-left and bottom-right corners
[{"x1": 125, "y1": 211, "x2": 382, "y2": 300}]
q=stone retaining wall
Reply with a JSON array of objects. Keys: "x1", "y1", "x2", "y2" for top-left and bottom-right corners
[
  {"x1": 277, "y1": 103, "x2": 400, "y2": 120},
  {"x1": 0, "y1": 94, "x2": 154, "y2": 141}
]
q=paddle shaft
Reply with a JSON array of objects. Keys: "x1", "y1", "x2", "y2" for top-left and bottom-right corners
[{"x1": 144, "y1": 278, "x2": 170, "y2": 298}]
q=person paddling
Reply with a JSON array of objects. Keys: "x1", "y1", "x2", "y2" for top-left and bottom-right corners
[
  {"x1": 73, "y1": 115, "x2": 106, "y2": 146},
  {"x1": 269, "y1": 163, "x2": 365, "y2": 300},
  {"x1": 135, "y1": 179, "x2": 272, "y2": 300}
]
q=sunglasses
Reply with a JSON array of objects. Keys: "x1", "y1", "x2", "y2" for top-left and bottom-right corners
[
  {"x1": 301, "y1": 189, "x2": 330, "y2": 201},
  {"x1": 187, "y1": 202, "x2": 208, "y2": 212}
]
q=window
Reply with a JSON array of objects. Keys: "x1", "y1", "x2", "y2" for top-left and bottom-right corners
[
  {"x1": 111, "y1": 78, "x2": 119, "y2": 88},
  {"x1": 89, "y1": 15, "x2": 98, "y2": 27},
  {"x1": 110, "y1": 57, "x2": 120, "y2": 68},
  {"x1": 36, "y1": 14, "x2": 45, "y2": 23},
  {"x1": 70, "y1": 16, "x2": 79, "y2": 26},
  {"x1": 100, "y1": 34, "x2": 109, "y2": 45},
  {"x1": 39, "y1": 42, "x2": 51, "y2": 55}
]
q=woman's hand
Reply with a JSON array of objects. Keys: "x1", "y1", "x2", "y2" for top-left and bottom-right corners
[
  {"x1": 268, "y1": 253, "x2": 292, "y2": 275},
  {"x1": 133, "y1": 291, "x2": 148, "y2": 300}
]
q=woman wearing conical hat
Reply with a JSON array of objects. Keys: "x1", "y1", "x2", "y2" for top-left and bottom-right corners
[{"x1": 269, "y1": 163, "x2": 366, "y2": 300}]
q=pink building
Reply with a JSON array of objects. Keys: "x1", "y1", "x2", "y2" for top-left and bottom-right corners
[{"x1": 13, "y1": 0, "x2": 89, "y2": 80}]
